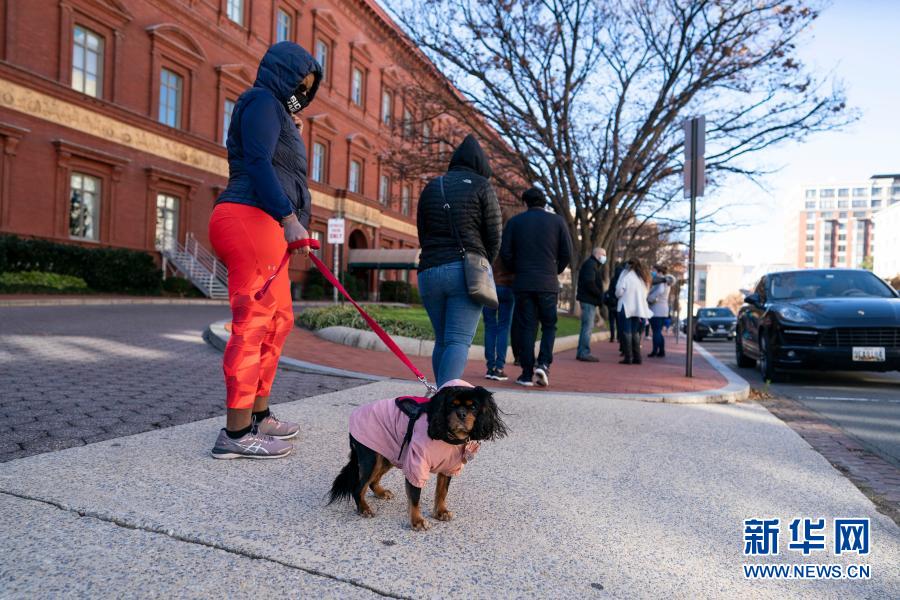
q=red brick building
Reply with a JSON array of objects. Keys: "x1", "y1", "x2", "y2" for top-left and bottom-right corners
[{"x1": 0, "y1": 0, "x2": 508, "y2": 297}]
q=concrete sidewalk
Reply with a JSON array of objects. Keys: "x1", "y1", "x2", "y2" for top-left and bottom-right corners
[{"x1": 1, "y1": 380, "x2": 897, "y2": 598}]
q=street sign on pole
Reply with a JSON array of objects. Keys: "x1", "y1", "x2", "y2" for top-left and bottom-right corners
[
  {"x1": 327, "y1": 218, "x2": 345, "y2": 245},
  {"x1": 683, "y1": 116, "x2": 705, "y2": 378},
  {"x1": 328, "y1": 217, "x2": 345, "y2": 304},
  {"x1": 683, "y1": 117, "x2": 705, "y2": 199}
]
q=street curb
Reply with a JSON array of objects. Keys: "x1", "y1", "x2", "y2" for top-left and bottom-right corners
[
  {"x1": 0, "y1": 298, "x2": 419, "y2": 308},
  {"x1": 204, "y1": 320, "x2": 749, "y2": 403},
  {"x1": 204, "y1": 320, "x2": 386, "y2": 382},
  {"x1": 0, "y1": 297, "x2": 231, "y2": 307},
  {"x1": 0, "y1": 298, "x2": 343, "y2": 309},
  {"x1": 313, "y1": 325, "x2": 607, "y2": 360}
]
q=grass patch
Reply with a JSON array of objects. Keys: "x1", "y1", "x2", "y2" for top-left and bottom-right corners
[
  {"x1": 297, "y1": 304, "x2": 595, "y2": 346},
  {"x1": 0, "y1": 270, "x2": 89, "y2": 294}
]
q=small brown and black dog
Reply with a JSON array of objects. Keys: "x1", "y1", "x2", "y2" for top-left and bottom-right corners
[{"x1": 328, "y1": 383, "x2": 507, "y2": 530}]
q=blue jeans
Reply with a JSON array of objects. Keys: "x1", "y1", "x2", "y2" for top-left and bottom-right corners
[
  {"x1": 577, "y1": 302, "x2": 596, "y2": 358},
  {"x1": 650, "y1": 316, "x2": 665, "y2": 355},
  {"x1": 483, "y1": 285, "x2": 515, "y2": 371},
  {"x1": 418, "y1": 261, "x2": 482, "y2": 386}
]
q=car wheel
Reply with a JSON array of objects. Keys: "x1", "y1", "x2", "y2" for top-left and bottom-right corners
[
  {"x1": 735, "y1": 333, "x2": 755, "y2": 368},
  {"x1": 758, "y1": 331, "x2": 781, "y2": 382}
]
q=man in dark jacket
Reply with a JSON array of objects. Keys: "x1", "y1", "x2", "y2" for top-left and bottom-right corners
[
  {"x1": 575, "y1": 247, "x2": 607, "y2": 362},
  {"x1": 500, "y1": 188, "x2": 573, "y2": 387}
]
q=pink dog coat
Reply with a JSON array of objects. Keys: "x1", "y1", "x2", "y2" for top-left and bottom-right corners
[{"x1": 348, "y1": 379, "x2": 480, "y2": 488}]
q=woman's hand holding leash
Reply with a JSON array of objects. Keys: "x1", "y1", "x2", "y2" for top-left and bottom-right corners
[{"x1": 281, "y1": 214, "x2": 310, "y2": 256}]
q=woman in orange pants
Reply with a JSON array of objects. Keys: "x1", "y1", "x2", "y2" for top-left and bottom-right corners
[{"x1": 208, "y1": 42, "x2": 322, "y2": 459}]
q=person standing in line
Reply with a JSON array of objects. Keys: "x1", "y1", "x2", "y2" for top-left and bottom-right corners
[
  {"x1": 416, "y1": 134, "x2": 502, "y2": 387},
  {"x1": 615, "y1": 258, "x2": 653, "y2": 365},
  {"x1": 500, "y1": 188, "x2": 573, "y2": 387},
  {"x1": 604, "y1": 262, "x2": 623, "y2": 344},
  {"x1": 575, "y1": 247, "x2": 607, "y2": 362},
  {"x1": 647, "y1": 265, "x2": 674, "y2": 358},
  {"x1": 208, "y1": 42, "x2": 322, "y2": 459},
  {"x1": 483, "y1": 257, "x2": 515, "y2": 381}
]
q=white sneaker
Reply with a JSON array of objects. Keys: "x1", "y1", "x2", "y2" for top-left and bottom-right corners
[{"x1": 534, "y1": 365, "x2": 549, "y2": 387}]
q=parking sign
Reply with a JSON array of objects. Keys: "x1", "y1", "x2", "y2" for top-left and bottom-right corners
[{"x1": 327, "y1": 218, "x2": 345, "y2": 244}]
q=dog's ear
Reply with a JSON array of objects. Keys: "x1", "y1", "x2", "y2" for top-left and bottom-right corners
[
  {"x1": 426, "y1": 386, "x2": 454, "y2": 440},
  {"x1": 470, "y1": 386, "x2": 508, "y2": 441}
]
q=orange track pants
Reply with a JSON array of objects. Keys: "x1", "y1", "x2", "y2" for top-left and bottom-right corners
[{"x1": 209, "y1": 203, "x2": 294, "y2": 410}]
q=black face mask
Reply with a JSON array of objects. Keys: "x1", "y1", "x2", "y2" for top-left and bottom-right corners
[{"x1": 285, "y1": 82, "x2": 311, "y2": 114}]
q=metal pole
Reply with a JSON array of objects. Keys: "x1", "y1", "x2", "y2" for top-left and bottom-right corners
[
  {"x1": 332, "y1": 242, "x2": 340, "y2": 304},
  {"x1": 685, "y1": 118, "x2": 698, "y2": 377}
]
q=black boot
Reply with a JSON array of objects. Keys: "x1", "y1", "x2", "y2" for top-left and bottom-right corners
[
  {"x1": 619, "y1": 333, "x2": 633, "y2": 364},
  {"x1": 631, "y1": 331, "x2": 643, "y2": 365}
]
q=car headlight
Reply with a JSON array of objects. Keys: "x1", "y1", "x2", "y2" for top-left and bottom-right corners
[{"x1": 780, "y1": 306, "x2": 813, "y2": 323}]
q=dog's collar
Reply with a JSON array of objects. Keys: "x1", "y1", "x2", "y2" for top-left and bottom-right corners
[{"x1": 444, "y1": 435, "x2": 469, "y2": 445}]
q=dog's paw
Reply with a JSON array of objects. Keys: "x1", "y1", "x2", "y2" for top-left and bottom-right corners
[
  {"x1": 411, "y1": 517, "x2": 431, "y2": 531},
  {"x1": 434, "y1": 509, "x2": 454, "y2": 522},
  {"x1": 359, "y1": 506, "x2": 376, "y2": 518},
  {"x1": 374, "y1": 489, "x2": 394, "y2": 500}
]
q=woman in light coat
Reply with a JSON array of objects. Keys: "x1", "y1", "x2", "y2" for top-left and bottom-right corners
[
  {"x1": 647, "y1": 266, "x2": 674, "y2": 358},
  {"x1": 615, "y1": 258, "x2": 653, "y2": 364}
]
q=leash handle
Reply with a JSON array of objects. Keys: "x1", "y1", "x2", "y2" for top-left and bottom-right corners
[
  {"x1": 254, "y1": 238, "x2": 436, "y2": 395},
  {"x1": 254, "y1": 239, "x2": 321, "y2": 301}
]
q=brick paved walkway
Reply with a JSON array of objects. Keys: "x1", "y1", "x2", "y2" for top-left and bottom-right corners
[
  {"x1": 760, "y1": 394, "x2": 900, "y2": 524},
  {"x1": 282, "y1": 327, "x2": 727, "y2": 394},
  {"x1": 0, "y1": 304, "x2": 363, "y2": 462}
]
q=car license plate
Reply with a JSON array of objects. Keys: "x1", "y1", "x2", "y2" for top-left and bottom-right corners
[
  {"x1": 852, "y1": 347, "x2": 885, "y2": 362},
  {"x1": 717, "y1": 325, "x2": 725, "y2": 331}
]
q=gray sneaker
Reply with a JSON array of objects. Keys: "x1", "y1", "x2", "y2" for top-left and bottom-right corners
[
  {"x1": 255, "y1": 411, "x2": 299, "y2": 440},
  {"x1": 211, "y1": 427, "x2": 293, "y2": 460}
]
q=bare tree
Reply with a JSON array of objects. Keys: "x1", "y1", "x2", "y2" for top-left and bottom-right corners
[{"x1": 384, "y1": 0, "x2": 854, "y2": 305}]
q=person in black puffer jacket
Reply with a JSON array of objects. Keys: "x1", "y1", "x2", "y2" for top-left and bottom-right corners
[{"x1": 416, "y1": 134, "x2": 502, "y2": 386}]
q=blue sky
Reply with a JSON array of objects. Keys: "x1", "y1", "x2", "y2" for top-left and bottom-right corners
[{"x1": 697, "y1": 0, "x2": 900, "y2": 265}]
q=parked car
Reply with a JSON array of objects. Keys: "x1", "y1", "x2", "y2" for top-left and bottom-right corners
[
  {"x1": 735, "y1": 268, "x2": 900, "y2": 381},
  {"x1": 681, "y1": 307, "x2": 737, "y2": 341}
]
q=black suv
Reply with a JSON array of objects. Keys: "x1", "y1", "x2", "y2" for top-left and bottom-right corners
[
  {"x1": 682, "y1": 307, "x2": 737, "y2": 342},
  {"x1": 735, "y1": 269, "x2": 900, "y2": 381}
]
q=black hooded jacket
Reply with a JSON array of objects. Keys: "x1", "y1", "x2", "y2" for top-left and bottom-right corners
[
  {"x1": 416, "y1": 135, "x2": 502, "y2": 272},
  {"x1": 216, "y1": 42, "x2": 322, "y2": 225}
]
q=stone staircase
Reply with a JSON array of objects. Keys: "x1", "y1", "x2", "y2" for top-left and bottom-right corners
[{"x1": 160, "y1": 233, "x2": 228, "y2": 299}]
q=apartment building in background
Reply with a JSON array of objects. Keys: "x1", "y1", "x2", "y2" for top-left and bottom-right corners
[
  {"x1": 0, "y1": 0, "x2": 513, "y2": 297},
  {"x1": 786, "y1": 174, "x2": 900, "y2": 271},
  {"x1": 691, "y1": 251, "x2": 745, "y2": 310},
  {"x1": 872, "y1": 201, "x2": 900, "y2": 279}
]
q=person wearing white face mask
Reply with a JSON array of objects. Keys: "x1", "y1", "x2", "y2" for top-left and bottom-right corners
[{"x1": 575, "y1": 247, "x2": 607, "y2": 362}]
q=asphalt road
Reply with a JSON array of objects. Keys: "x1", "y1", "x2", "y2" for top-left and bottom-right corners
[
  {"x1": 699, "y1": 338, "x2": 900, "y2": 469},
  {"x1": 0, "y1": 304, "x2": 364, "y2": 462}
]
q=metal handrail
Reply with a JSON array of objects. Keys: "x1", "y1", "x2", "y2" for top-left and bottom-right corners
[
  {"x1": 159, "y1": 233, "x2": 229, "y2": 299},
  {"x1": 185, "y1": 232, "x2": 228, "y2": 285}
]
